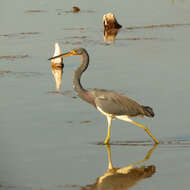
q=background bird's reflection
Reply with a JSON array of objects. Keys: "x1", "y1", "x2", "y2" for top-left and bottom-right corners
[
  {"x1": 51, "y1": 65, "x2": 64, "y2": 90},
  {"x1": 81, "y1": 145, "x2": 157, "y2": 190},
  {"x1": 103, "y1": 29, "x2": 119, "y2": 44}
]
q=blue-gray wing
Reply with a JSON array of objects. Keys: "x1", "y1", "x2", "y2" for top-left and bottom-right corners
[{"x1": 94, "y1": 93, "x2": 145, "y2": 117}]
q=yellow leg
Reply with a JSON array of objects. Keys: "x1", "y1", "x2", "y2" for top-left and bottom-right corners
[
  {"x1": 104, "y1": 116, "x2": 112, "y2": 144},
  {"x1": 130, "y1": 120, "x2": 159, "y2": 144},
  {"x1": 116, "y1": 115, "x2": 159, "y2": 144},
  {"x1": 117, "y1": 144, "x2": 158, "y2": 174},
  {"x1": 105, "y1": 144, "x2": 113, "y2": 169}
]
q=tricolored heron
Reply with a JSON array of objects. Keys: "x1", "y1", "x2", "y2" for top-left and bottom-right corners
[{"x1": 48, "y1": 48, "x2": 159, "y2": 144}]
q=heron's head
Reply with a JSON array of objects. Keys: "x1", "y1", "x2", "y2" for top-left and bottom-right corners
[{"x1": 48, "y1": 48, "x2": 87, "y2": 60}]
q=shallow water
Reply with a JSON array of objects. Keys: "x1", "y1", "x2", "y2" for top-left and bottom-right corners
[{"x1": 1, "y1": 0, "x2": 190, "y2": 189}]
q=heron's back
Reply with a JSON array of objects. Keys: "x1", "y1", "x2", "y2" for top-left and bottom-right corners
[{"x1": 88, "y1": 89, "x2": 154, "y2": 117}]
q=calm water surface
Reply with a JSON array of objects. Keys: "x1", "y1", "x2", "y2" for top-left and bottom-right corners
[{"x1": 1, "y1": 0, "x2": 190, "y2": 189}]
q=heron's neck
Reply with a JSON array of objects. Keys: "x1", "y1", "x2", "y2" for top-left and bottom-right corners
[{"x1": 72, "y1": 51, "x2": 89, "y2": 94}]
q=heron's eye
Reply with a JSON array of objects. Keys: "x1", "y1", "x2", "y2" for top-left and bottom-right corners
[{"x1": 71, "y1": 50, "x2": 77, "y2": 55}]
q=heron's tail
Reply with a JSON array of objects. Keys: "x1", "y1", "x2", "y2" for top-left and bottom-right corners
[{"x1": 142, "y1": 106, "x2": 154, "y2": 117}]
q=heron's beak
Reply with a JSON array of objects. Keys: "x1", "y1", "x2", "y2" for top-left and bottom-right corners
[{"x1": 48, "y1": 51, "x2": 73, "y2": 60}]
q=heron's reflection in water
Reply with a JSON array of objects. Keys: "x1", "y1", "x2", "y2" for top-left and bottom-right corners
[
  {"x1": 81, "y1": 145, "x2": 157, "y2": 190},
  {"x1": 51, "y1": 43, "x2": 64, "y2": 90}
]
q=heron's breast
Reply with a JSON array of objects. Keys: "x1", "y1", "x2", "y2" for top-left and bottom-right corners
[
  {"x1": 96, "y1": 106, "x2": 115, "y2": 118},
  {"x1": 79, "y1": 91, "x2": 96, "y2": 107}
]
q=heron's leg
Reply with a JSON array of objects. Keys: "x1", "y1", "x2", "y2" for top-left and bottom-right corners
[
  {"x1": 117, "y1": 144, "x2": 158, "y2": 174},
  {"x1": 129, "y1": 120, "x2": 159, "y2": 144},
  {"x1": 105, "y1": 144, "x2": 113, "y2": 169},
  {"x1": 104, "y1": 116, "x2": 112, "y2": 144},
  {"x1": 125, "y1": 144, "x2": 158, "y2": 168},
  {"x1": 116, "y1": 115, "x2": 159, "y2": 144}
]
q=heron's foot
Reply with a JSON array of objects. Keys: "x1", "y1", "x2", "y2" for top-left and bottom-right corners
[
  {"x1": 104, "y1": 137, "x2": 110, "y2": 144},
  {"x1": 154, "y1": 138, "x2": 160, "y2": 144}
]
